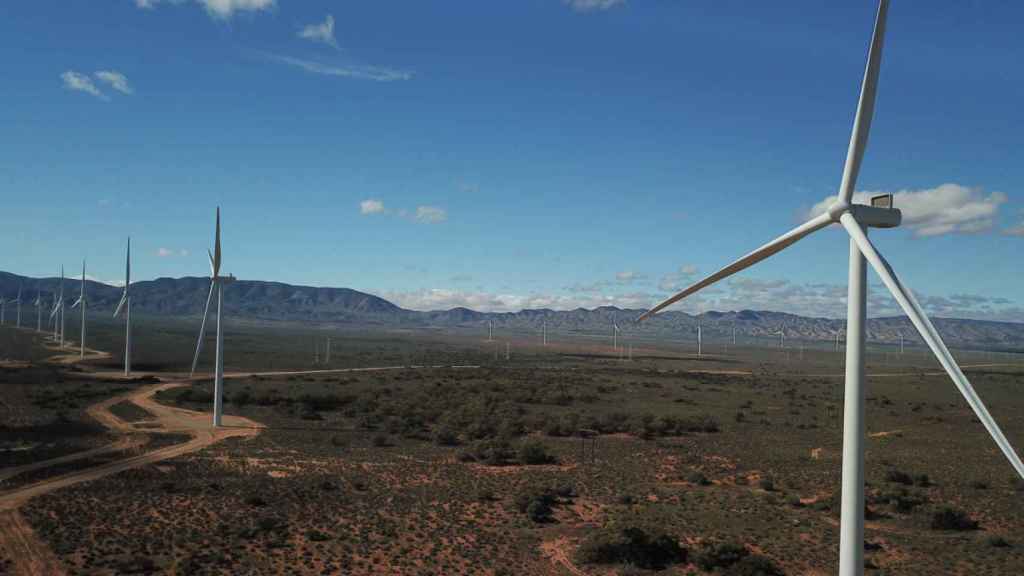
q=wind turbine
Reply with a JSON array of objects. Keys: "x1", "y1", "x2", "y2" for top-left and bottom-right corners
[
  {"x1": 12, "y1": 284, "x2": 23, "y2": 328},
  {"x1": 191, "y1": 207, "x2": 234, "y2": 427},
  {"x1": 542, "y1": 320, "x2": 548, "y2": 346},
  {"x1": 33, "y1": 291, "x2": 42, "y2": 332},
  {"x1": 0, "y1": 294, "x2": 6, "y2": 325},
  {"x1": 612, "y1": 321, "x2": 620, "y2": 351},
  {"x1": 697, "y1": 310, "x2": 703, "y2": 358},
  {"x1": 488, "y1": 320, "x2": 493, "y2": 342},
  {"x1": 70, "y1": 260, "x2": 87, "y2": 358},
  {"x1": 637, "y1": 3, "x2": 1024, "y2": 575},
  {"x1": 778, "y1": 325, "x2": 785, "y2": 350},
  {"x1": 114, "y1": 238, "x2": 132, "y2": 376},
  {"x1": 50, "y1": 266, "x2": 65, "y2": 348}
]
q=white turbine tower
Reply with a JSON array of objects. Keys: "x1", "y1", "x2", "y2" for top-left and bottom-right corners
[
  {"x1": 114, "y1": 238, "x2": 133, "y2": 376},
  {"x1": 638, "y1": 3, "x2": 1024, "y2": 574},
  {"x1": 12, "y1": 284, "x2": 23, "y2": 328},
  {"x1": 191, "y1": 208, "x2": 233, "y2": 427},
  {"x1": 697, "y1": 311, "x2": 703, "y2": 358},
  {"x1": 612, "y1": 322, "x2": 620, "y2": 351},
  {"x1": 33, "y1": 291, "x2": 42, "y2": 332},
  {"x1": 70, "y1": 260, "x2": 87, "y2": 358},
  {"x1": 50, "y1": 267, "x2": 65, "y2": 348}
]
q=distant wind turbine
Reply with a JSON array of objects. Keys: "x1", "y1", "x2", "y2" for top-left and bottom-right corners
[
  {"x1": 191, "y1": 207, "x2": 234, "y2": 427},
  {"x1": 12, "y1": 284, "x2": 23, "y2": 328},
  {"x1": 33, "y1": 290, "x2": 42, "y2": 332},
  {"x1": 70, "y1": 260, "x2": 87, "y2": 358},
  {"x1": 114, "y1": 238, "x2": 132, "y2": 376},
  {"x1": 50, "y1": 266, "x2": 65, "y2": 348},
  {"x1": 638, "y1": 3, "x2": 1024, "y2": 575}
]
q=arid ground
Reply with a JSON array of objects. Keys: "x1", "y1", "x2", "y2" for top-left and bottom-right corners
[{"x1": 1, "y1": 319, "x2": 1023, "y2": 575}]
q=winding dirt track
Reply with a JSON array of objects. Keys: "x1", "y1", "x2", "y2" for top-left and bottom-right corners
[{"x1": 0, "y1": 374, "x2": 263, "y2": 576}]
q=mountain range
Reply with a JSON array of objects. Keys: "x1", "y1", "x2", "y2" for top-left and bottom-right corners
[{"x1": 2, "y1": 271, "x2": 1022, "y2": 351}]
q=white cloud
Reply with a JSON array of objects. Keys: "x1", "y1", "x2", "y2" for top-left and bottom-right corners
[
  {"x1": 84, "y1": 275, "x2": 124, "y2": 288},
  {"x1": 657, "y1": 264, "x2": 698, "y2": 292},
  {"x1": 61, "y1": 71, "x2": 106, "y2": 100},
  {"x1": 299, "y1": 14, "x2": 337, "y2": 48},
  {"x1": 806, "y1": 183, "x2": 1007, "y2": 237},
  {"x1": 1004, "y1": 211, "x2": 1024, "y2": 237},
  {"x1": 156, "y1": 247, "x2": 189, "y2": 257},
  {"x1": 415, "y1": 206, "x2": 447, "y2": 224},
  {"x1": 94, "y1": 71, "x2": 133, "y2": 94},
  {"x1": 264, "y1": 52, "x2": 412, "y2": 82},
  {"x1": 200, "y1": 0, "x2": 274, "y2": 18},
  {"x1": 564, "y1": 0, "x2": 626, "y2": 13},
  {"x1": 382, "y1": 288, "x2": 655, "y2": 313},
  {"x1": 135, "y1": 0, "x2": 273, "y2": 19},
  {"x1": 360, "y1": 199, "x2": 386, "y2": 215},
  {"x1": 615, "y1": 271, "x2": 647, "y2": 284}
]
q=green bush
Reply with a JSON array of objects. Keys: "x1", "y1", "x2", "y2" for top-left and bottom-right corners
[
  {"x1": 576, "y1": 526, "x2": 686, "y2": 570},
  {"x1": 688, "y1": 471, "x2": 711, "y2": 486},
  {"x1": 724, "y1": 555, "x2": 785, "y2": 576},
  {"x1": 930, "y1": 507, "x2": 978, "y2": 531},
  {"x1": 519, "y1": 439, "x2": 557, "y2": 465},
  {"x1": 696, "y1": 541, "x2": 749, "y2": 571}
]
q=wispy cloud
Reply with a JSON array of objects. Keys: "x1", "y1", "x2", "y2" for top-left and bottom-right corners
[
  {"x1": 61, "y1": 71, "x2": 107, "y2": 100},
  {"x1": 563, "y1": 0, "x2": 626, "y2": 13},
  {"x1": 806, "y1": 183, "x2": 1007, "y2": 237},
  {"x1": 156, "y1": 247, "x2": 189, "y2": 257},
  {"x1": 136, "y1": 0, "x2": 274, "y2": 19},
  {"x1": 657, "y1": 265, "x2": 698, "y2": 292},
  {"x1": 414, "y1": 206, "x2": 447, "y2": 224},
  {"x1": 360, "y1": 199, "x2": 386, "y2": 215},
  {"x1": 1004, "y1": 211, "x2": 1024, "y2": 237},
  {"x1": 263, "y1": 52, "x2": 412, "y2": 82},
  {"x1": 299, "y1": 14, "x2": 337, "y2": 48},
  {"x1": 615, "y1": 271, "x2": 647, "y2": 284},
  {"x1": 95, "y1": 71, "x2": 133, "y2": 94}
]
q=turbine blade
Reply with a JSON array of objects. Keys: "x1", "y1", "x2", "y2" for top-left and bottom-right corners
[
  {"x1": 114, "y1": 292, "x2": 128, "y2": 318},
  {"x1": 214, "y1": 206, "x2": 222, "y2": 276},
  {"x1": 71, "y1": 297, "x2": 82, "y2": 309},
  {"x1": 191, "y1": 279, "x2": 217, "y2": 376},
  {"x1": 208, "y1": 249, "x2": 216, "y2": 277},
  {"x1": 638, "y1": 212, "x2": 834, "y2": 321},
  {"x1": 125, "y1": 237, "x2": 131, "y2": 293},
  {"x1": 837, "y1": 0, "x2": 889, "y2": 203},
  {"x1": 841, "y1": 213, "x2": 1024, "y2": 479}
]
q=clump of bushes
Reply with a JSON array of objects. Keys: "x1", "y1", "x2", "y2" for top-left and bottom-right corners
[
  {"x1": 931, "y1": 507, "x2": 978, "y2": 531},
  {"x1": 519, "y1": 439, "x2": 557, "y2": 465},
  {"x1": 460, "y1": 438, "x2": 515, "y2": 466},
  {"x1": 688, "y1": 471, "x2": 711, "y2": 486},
  {"x1": 695, "y1": 542, "x2": 784, "y2": 575},
  {"x1": 576, "y1": 526, "x2": 686, "y2": 570},
  {"x1": 514, "y1": 487, "x2": 559, "y2": 523}
]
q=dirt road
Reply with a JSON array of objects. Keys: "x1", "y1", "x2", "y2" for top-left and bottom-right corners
[{"x1": 0, "y1": 378, "x2": 262, "y2": 576}]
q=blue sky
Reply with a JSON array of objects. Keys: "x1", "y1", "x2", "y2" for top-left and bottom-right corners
[{"x1": 3, "y1": 0, "x2": 1023, "y2": 320}]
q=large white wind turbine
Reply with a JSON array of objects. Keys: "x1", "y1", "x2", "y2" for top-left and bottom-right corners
[
  {"x1": 50, "y1": 266, "x2": 65, "y2": 348},
  {"x1": 638, "y1": 3, "x2": 1024, "y2": 575},
  {"x1": 70, "y1": 260, "x2": 87, "y2": 358},
  {"x1": 191, "y1": 208, "x2": 234, "y2": 427},
  {"x1": 13, "y1": 284, "x2": 22, "y2": 328},
  {"x1": 114, "y1": 238, "x2": 132, "y2": 376}
]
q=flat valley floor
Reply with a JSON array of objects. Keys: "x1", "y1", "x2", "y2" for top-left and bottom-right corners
[{"x1": 2, "y1": 319, "x2": 1023, "y2": 575}]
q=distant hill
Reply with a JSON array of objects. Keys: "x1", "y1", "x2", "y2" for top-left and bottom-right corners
[{"x1": 2, "y1": 270, "x2": 1023, "y2": 351}]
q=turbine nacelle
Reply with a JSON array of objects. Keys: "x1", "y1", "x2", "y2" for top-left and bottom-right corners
[{"x1": 827, "y1": 199, "x2": 901, "y2": 229}]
